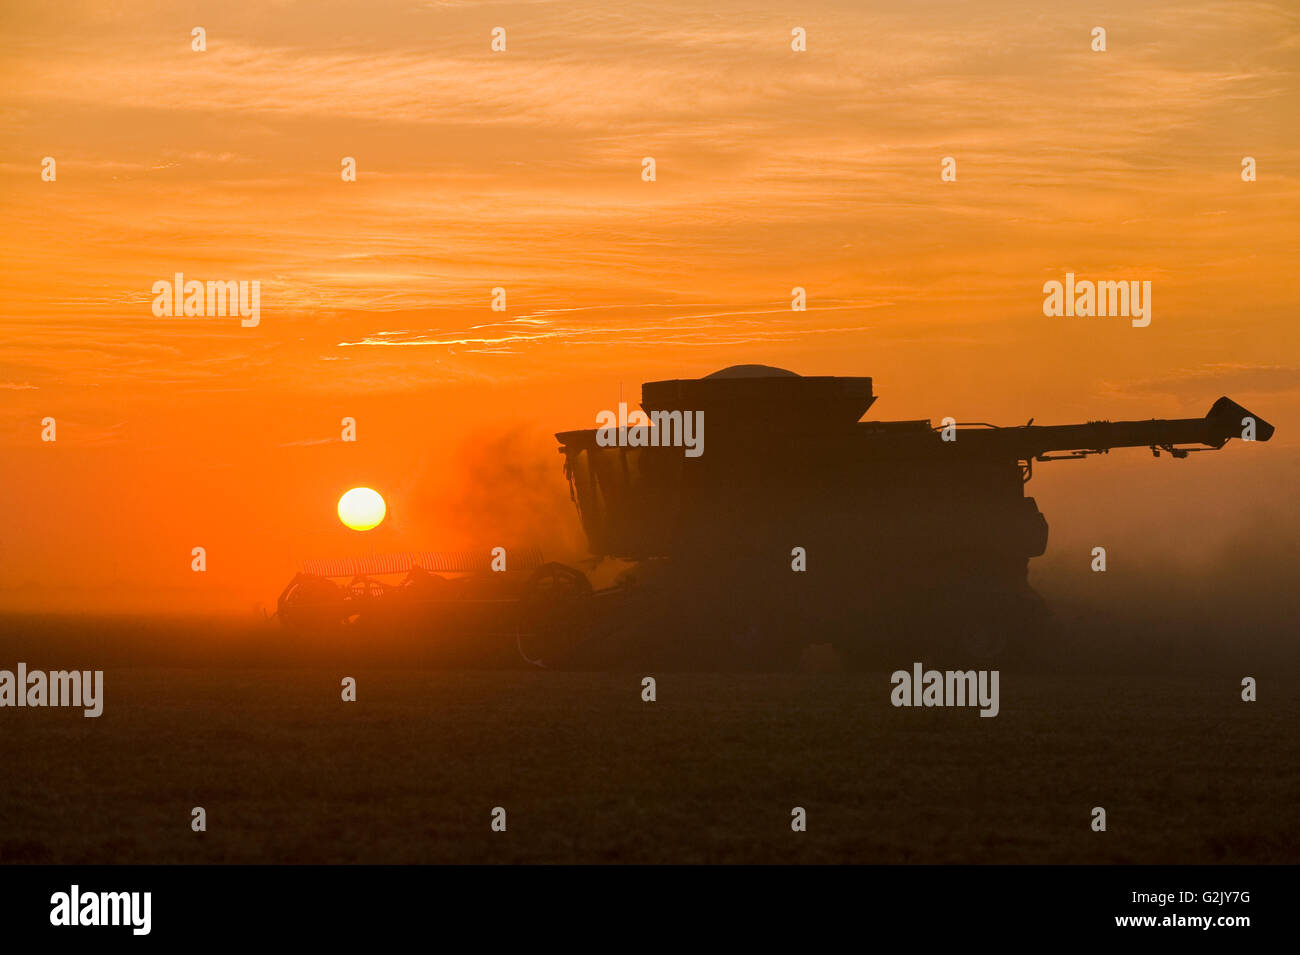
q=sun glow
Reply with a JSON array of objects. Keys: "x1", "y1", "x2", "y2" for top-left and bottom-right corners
[{"x1": 338, "y1": 487, "x2": 386, "y2": 531}]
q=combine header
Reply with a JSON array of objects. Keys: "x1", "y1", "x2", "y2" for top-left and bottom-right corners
[{"x1": 276, "y1": 548, "x2": 591, "y2": 662}]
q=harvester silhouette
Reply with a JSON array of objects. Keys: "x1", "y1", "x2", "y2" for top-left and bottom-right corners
[{"x1": 278, "y1": 365, "x2": 1274, "y2": 667}]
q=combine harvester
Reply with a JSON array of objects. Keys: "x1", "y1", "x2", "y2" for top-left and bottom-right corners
[{"x1": 278, "y1": 365, "x2": 1274, "y2": 668}]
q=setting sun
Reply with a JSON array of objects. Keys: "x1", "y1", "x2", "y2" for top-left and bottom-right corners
[{"x1": 338, "y1": 487, "x2": 386, "y2": 531}]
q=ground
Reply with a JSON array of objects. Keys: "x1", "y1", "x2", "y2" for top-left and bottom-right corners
[{"x1": 0, "y1": 619, "x2": 1295, "y2": 863}]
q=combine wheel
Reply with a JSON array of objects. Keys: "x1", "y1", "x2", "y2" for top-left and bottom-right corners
[
  {"x1": 278, "y1": 574, "x2": 350, "y2": 632},
  {"x1": 517, "y1": 563, "x2": 593, "y2": 667}
]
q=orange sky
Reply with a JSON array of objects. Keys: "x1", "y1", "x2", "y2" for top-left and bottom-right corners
[{"x1": 1, "y1": 0, "x2": 1297, "y2": 613}]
